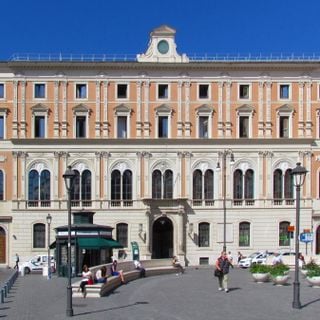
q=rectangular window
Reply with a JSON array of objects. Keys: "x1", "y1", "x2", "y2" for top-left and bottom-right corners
[
  {"x1": 199, "y1": 84, "x2": 209, "y2": 99},
  {"x1": 199, "y1": 116, "x2": 208, "y2": 138},
  {"x1": 158, "y1": 116, "x2": 168, "y2": 138},
  {"x1": 280, "y1": 116, "x2": 289, "y2": 138},
  {"x1": 76, "y1": 84, "x2": 87, "y2": 99},
  {"x1": 158, "y1": 84, "x2": 169, "y2": 99},
  {"x1": 0, "y1": 116, "x2": 4, "y2": 139},
  {"x1": 280, "y1": 84, "x2": 290, "y2": 99},
  {"x1": 239, "y1": 84, "x2": 249, "y2": 99},
  {"x1": 117, "y1": 116, "x2": 127, "y2": 138},
  {"x1": 34, "y1": 116, "x2": 45, "y2": 138},
  {"x1": 239, "y1": 223, "x2": 250, "y2": 247},
  {"x1": 117, "y1": 84, "x2": 128, "y2": 99},
  {"x1": 199, "y1": 257, "x2": 209, "y2": 265},
  {"x1": 34, "y1": 84, "x2": 46, "y2": 99},
  {"x1": 76, "y1": 116, "x2": 86, "y2": 138},
  {"x1": 0, "y1": 84, "x2": 4, "y2": 98},
  {"x1": 239, "y1": 116, "x2": 249, "y2": 138}
]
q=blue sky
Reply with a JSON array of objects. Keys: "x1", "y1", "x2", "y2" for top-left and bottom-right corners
[{"x1": 1, "y1": 0, "x2": 320, "y2": 60}]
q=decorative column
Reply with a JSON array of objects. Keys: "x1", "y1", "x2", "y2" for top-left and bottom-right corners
[
  {"x1": 95, "y1": 80, "x2": 101, "y2": 138},
  {"x1": 177, "y1": 81, "x2": 183, "y2": 137},
  {"x1": 136, "y1": 152, "x2": 143, "y2": 200},
  {"x1": 61, "y1": 81, "x2": 68, "y2": 137},
  {"x1": 225, "y1": 81, "x2": 232, "y2": 137},
  {"x1": 298, "y1": 82, "x2": 304, "y2": 137},
  {"x1": 20, "y1": 81, "x2": 26, "y2": 138},
  {"x1": 136, "y1": 81, "x2": 143, "y2": 137},
  {"x1": 94, "y1": 152, "x2": 102, "y2": 204},
  {"x1": 53, "y1": 152, "x2": 60, "y2": 204},
  {"x1": 143, "y1": 152, "x2": 152, "y2": 198},
  {"x1": 143, "y1": 80, "x2": 150, "y2": 137},
  {"x1": 54, "y1": 81, "x2": 60, "y2": 137},
  {"x1": 305, "y1": 81, "x2": 312, "y2": 137},
  {"x1": 102, "y1": 152, "x2": 110, "y2": 203},
  {"x1": 12, "y1": 151, "x2": 21, "y2": 200},
  {"x1": 19, "y1": 152, "x2": 28, "y2": 199},
  {"x1": 258, "y1": 81, "x2": 265, "y2": 137},
  {"x1": 265, "y1": 151, "x2": 274, "y2": 202},
  {"x1": 177, "y1": 152, "x2": 184, "y2": 198},
  {"x1": 265, "y1": 82, "x2": 272, "y2": 137},
  {"x1": 184, "y1": 152, "x2": 193, "y2": 200},
  {"x1": 299, "y1": 151, "x2": 312, "y2": 198},
  {"x1": 102, "y1": 81, "x2": 109, "y2": 138},
  {"x1": 218, "y1": 82, "x2": 224, "y2": 137},
  {"x1": 184, "y1": 81, "x2": 191, "y2": 137},
  {"x1": 13, "y1": 80, "x2": 18, "y2": 138}
]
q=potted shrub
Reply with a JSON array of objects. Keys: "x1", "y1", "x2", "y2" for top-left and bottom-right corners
[
  {"x1": 249, "y1": 264, "x2": 270, "y2": 283},
  {"x1": 302, "y1": 259, "x2": 318, "y2": 277},
  {"x1": 269, "y1": 263, "x2": 290, "y2": 286},
  {"x1": 306, "y1": 263, "x2": 320, "y2": 288}
]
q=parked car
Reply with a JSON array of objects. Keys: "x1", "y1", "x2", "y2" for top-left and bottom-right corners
[
  {"x1": 238, "y1": 251, "x2": 274, "y2": 268},
  {"x1": 21, "y1": 255, "x2": 55, "y2": 274}
]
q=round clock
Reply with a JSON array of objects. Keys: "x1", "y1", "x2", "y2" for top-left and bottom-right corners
[{"x1": 157, "y1": 40, "x2": 169, "y2": 54}]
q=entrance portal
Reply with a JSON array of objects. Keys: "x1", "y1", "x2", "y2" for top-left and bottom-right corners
[
  {"x1": 316, "y1": 225, "x2": 320, "y2": 254},
  {"x1": 152, "y1": 217, "x2": 173, "y2": 259},
  {"x1": 0, "y1": 227, "x2": 6, "y2": 263}
]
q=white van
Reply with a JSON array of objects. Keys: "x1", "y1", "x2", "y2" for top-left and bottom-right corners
[{"x1": 20, "y1": 255, "x2": 55, "y2": 274}]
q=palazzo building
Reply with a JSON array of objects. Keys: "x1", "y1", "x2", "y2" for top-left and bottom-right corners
[{"x1": 1, "y1": 25, "x2": 320, "y2": 267}]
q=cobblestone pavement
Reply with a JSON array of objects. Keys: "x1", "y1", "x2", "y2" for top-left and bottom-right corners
[{"x1": 1, "y1": 267, "x2": 320, "y2": 320}]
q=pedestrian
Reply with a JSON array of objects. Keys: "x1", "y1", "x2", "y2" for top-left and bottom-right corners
[
  {"x1": 272, "y1": 252, "x2": 283, "y2": 265},
  {"x1": 227, "y1": 251, "x2": 234, "y2": 263},
  {"x1": 78, "y1": 265, "x2": 92, "y2": 298},
  {"x1": 111, "y1": 260, "x2": 125, "y2": 283},
  {"x1": 14, "y1": 253, "x2": 19, "y2": 270},
  {"x1": 134, "y1": 260, "x2": 146, "y2": 277},
  {"x1": 215, "y1": 251, "x2": 233, "y2": 293},
  {"x1": 172, "y1": 256, "x2": 184, "y2": 275},
  {"x1": 95, "y1": 266, "x2": 108, "y2": 283},
  {"x1": 237, "y1": 251, "x2": 243, "y2": 264},
  {"x1": 298, "y1": 252, "x2": 305, "y2": 268}
]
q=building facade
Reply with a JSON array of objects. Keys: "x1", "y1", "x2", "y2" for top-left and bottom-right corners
[{"x1": 1, "y1": 25, "x2": 320, "y2": 267}]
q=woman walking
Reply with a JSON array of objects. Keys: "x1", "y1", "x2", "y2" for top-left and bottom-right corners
[{"x1": 215, "y1": 251, "x2": 233, "y2": 293}]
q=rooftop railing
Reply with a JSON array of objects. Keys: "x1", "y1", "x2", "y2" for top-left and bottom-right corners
[{"x1": 8, "y1": 52, "x2": 320, "y2": 62}]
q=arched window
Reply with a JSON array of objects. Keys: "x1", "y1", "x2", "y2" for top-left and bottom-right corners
[
  {"x1": 273, "y1": 169, "x2": 283, "y2": 199},
  {"x1": 111, "y1": 169, "x2": 133, "y2": 206},
  {"x1": 239, "y1": 222, "x2": 250, "y2": 247},
  {"x1": 152, "y1": 169, "x2": 173, "y2": 199},
  {"x1": 244, "y1": 169, "x2": 254, "y2": 199},
  {"x1": 198, "y1": 222, "x2": 210, "y2": 247},
  {"x1": 116, "y1": 223, "x2": 128, "y2": 247},
  {"x1": 279, "y1": 221, "x2": 290, "y2": 246},
  {"x1": 193, "y1": 170, "x2": 202, "y2": 200},
  {"x1": 233, "y1": 169, "x2": 243, "y2": 199},
  {"x1": 284, "y1": 169, "x2": 293, "y2": 199},
  {"x1": 28, "y1": 169, "x2": 51, "y2": 207},
  {"x1": 33, "y1": 223, "x2": 45, "y2": 248},
  {"x1": 204, "y1": 169, "x2": 214, "y2": 200},
  {"x1": 152, "y1": 170, "x2": 162, "y2": 199},
  {"x1": 71, "y1": 169, "x2": 92, "y2": 207},
  {"x1": 0, "y1": 170, "x2": 4, "y2": 201}
]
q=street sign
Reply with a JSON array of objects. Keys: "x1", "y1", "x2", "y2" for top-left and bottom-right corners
[
  {"x1": 300, "y1": 232, "x2": 313, "y2": 243},
  {"x1": 288, "y1": 226, "x2": 295, "y2": 232}
]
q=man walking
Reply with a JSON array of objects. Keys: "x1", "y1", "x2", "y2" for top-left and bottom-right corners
[
  {"x1": 14, "y1": 253, "x2": 19, "y2": 270},
  {"x1": 215, "y1": 251, "x2": 233, "y2": 293}
]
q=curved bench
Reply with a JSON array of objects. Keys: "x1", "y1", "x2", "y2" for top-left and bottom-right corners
[{"x1": 72, "y1": 259, "x2": 183, "y2": 298}]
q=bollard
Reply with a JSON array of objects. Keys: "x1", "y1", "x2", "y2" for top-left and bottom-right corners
[
  {"x1": 1, "y1": 288, "x2": 4, "y2": 303},
  {"x1": 4, "y1": 285, "x2": 7, "y2": 298},
  {"x1": 5, "y1": 281, "x2": 9, "y2": 293}
]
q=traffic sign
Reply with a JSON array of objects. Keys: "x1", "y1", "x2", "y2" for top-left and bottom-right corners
[
  {"x1": 300, "y1": 232, "x2": 313, "y2": 243},
  {"x1": 288, "y1": 226, "x2": 295, "y2": 232}
]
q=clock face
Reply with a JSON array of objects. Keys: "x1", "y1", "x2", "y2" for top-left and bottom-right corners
[{"x1": 157, "y1": 40, "x2": 169, "y2": 54}]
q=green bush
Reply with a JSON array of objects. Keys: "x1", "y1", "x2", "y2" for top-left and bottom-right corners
[
  {"x1": 306, "y1": 265, "x2": 320, "y2": 278},
  {"x1": 249, "y1": 264, "x2": 270, "y2": 274},
  {"x1": 269, "y1": 263, "x2": 290, "y2": 277},
  {"x1": 303, "y1": 259, "x2": 319, "y2": 271}
]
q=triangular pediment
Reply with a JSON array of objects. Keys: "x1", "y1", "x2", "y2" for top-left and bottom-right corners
[
  {"x1": 72, "y1": 104, "x2": 89, "y2": 112},
  {"x1": 114, "y1": 104, "x2": 131, "y2": 114},
  {"x1": 277, "y1": 104, "x2": 294, "y2": 112},
  {"x1": 31, "y1": 103, "x2": 49, "y2": 112},
  {"x1": 236, "y1": 104, "x2": 254, "y2": 113},
  {"x1": 151, "y1": 25, "x2": 176, "y2": 36},
  {"x1": 196, "y1": 104, "x2": 214, "y2": 113},
  {"x1": 155, "y1": 104, "x2": 172, "y2": 113}
]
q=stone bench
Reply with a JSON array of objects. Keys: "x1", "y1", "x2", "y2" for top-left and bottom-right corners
[{"x1": 72, "y1": 259, "x2": 182, "y2": 298}]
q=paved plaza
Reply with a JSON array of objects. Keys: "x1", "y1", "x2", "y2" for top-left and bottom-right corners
[{"x1": 0, "y1": 267, "x2": 320, "y2": 320}]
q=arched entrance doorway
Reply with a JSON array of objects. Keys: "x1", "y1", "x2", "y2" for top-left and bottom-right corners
[
  {"x1": 152, "y1": 217, "x2": 173, "y2": 259},
  {"x1": 0, "y1": 227, "x2": 6, "y2": 263},
  {"x1": 316, "y1": 225, "x2": 320, "y2": 254}
]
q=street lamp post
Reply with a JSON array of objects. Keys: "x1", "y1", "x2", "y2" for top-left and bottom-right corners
[
  {"x1": 46, "y1": 214, "x2": 52, "y2": 280},
  {"x1": 217, "y1": 149, "x2": 235, "y2": 252},
  {"x1": 63, "y1": 166, "x2": 76, "y2": 317},
  {"x1": 291, "y1": 162, "x2": 308, "y2": 309}
]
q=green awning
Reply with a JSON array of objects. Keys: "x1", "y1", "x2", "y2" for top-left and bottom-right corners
[{"x1": 77, "y1": 238, "x2": 123, "y2": 249}]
